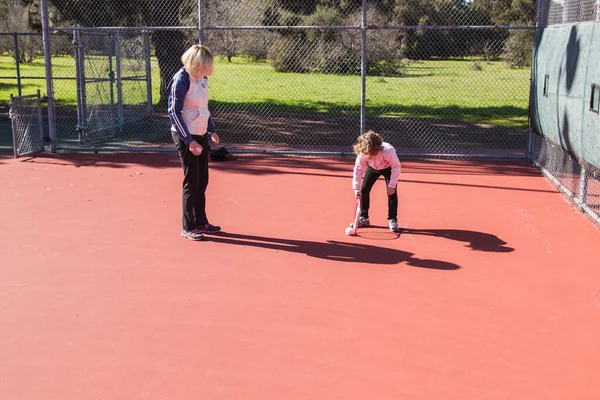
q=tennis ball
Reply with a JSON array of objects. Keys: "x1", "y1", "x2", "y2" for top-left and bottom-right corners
[{"x1": 345, "y1": 227, "x2": 355, "y2": 236}]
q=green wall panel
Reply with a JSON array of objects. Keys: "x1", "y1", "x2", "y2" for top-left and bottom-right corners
[{"x1": 530, "y1": 22, "x2": 600, "y2": 169}]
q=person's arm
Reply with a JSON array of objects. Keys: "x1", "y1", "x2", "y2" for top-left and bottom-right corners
[
  {"x1": 207, "y1": 115, "x2": 216, "y2": 134},
  {"x1": 167, "y1": 71, "x2": 194, "y2": 145},
  {"x1": 388, "y1": 148, "x2": 401, "y2": 188},
  {"x1": 352, "y1": 154, "x2": 367, "y2": 191},
  {"x1": 206, "y1": 115, "x2": 220, "y2": 143}
]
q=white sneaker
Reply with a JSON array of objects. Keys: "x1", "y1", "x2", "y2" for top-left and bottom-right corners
[{"x1": 388, "y1": 219, "x2": 400, "y2": 233}]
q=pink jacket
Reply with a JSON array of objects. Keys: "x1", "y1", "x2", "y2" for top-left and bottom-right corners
[{"x1": 352, "y1": 142, "x2": 401, "y2": 190}]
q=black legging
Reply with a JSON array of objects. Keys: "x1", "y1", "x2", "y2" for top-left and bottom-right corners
[
  {"x1": 359, "y1": 165, "x2": 398, "y2": 220},
  {"x1": 172, "y1": 131, "x2": 211, "y2": 231}
]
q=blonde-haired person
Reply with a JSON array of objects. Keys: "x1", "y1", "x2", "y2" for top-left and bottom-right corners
[
  {"x1": 168, "y1": 44, "x2": 221, "y2": 241},
  {"x1": 351, "y1": 130, "x2": 402, "y2": 233}
]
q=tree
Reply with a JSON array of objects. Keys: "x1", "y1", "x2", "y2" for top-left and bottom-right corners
[
  {"x1": 0, "y1": 0, "x2": 9, "y2": 17},
  {"x1": 473, "y1": 0, "x2": 536, "y2": 68},
  {"x1": 0, "y1": 0, "x2": 42, "y2": 62},
  {"x1": 473, "y1": 0, "x2": 536, "y2": 25},
  {"x1": 265, "y1": 0, "x2": 318, "y2": 15}
]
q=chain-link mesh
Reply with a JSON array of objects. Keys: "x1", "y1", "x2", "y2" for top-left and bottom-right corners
[
  {"x1": 72, "y1": 31, "x2": 153, "y2": 145},
  {"x1": 78, "y1": 31, "x2": 119, "y2": 143},
  {"x1": 583, "y1": 166, "x2": 600, "y2": 217},
  {"x1": 202, "y1": 0, "x2": 361, "y2": 27},
  {"x1": 205, "y1": 29, "x2": 361, "y2": 152},
  {"x1": 49, "y1": 0, "x2": 197, "y2": 28},
  {"x1": 531, "y1": 133, "x2": 600, "y2": 227},
  {"x1": 0, "y1": 33, "x2": 45, "y2": 99},
  {"x1": 538, "y1": 0, "x2": 599, "y2": 27},
  {"x1": 49, "y1": 31, "x2": 81, "y2": 150},
  {"x1": 366, "y1": 28, "x2": 530, "y2": 157},
  {"x1": 9, "y1": 91, "x2": 45, "y2": 158},
  {"x1": 0, "y1": 1, "x2": 539, "y2": 155}
]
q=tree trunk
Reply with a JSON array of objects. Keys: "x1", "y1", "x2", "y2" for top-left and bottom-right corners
[
  {"x1": 150, "y1": 0, "x2": 186, "y2": 110},
  {"x1": 153, "y1": 30, "x2": 186, "y2": 110}
]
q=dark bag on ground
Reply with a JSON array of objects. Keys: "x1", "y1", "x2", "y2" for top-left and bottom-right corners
[{"x1": 209, "y1": 146, "x2": 231, "y2": 161}]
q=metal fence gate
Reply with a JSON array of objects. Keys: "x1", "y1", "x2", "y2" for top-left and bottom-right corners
[
  {"x1": 9, "y1": 90, "x2": 45, "y2": 158},
  {"x1": 72, "y1": 30, "x2": 154, "y2": 146}
]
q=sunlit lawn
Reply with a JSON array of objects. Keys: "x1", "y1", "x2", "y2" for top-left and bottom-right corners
[{"x1": 1, "y1": 54, "x2": 530, "y2": 128}]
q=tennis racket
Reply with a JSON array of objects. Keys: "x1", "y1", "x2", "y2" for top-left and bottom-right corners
[{"x1": 346, "y1": 198, "x2": 361, "y2": 236}]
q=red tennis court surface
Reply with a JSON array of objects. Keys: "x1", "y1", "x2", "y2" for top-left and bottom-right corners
[{"x1": 1, "y1": 152, "x2": 600, "y2": 400}]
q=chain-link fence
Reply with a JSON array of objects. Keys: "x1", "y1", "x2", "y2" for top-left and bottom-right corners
[
  {"x1": 70, "y1": 30, "x2": 153, "y2": 145},
  {"x1": 11, "y1": 0, "x2": 533, "y2": 157},
  {"x1": 538, "y1": 0, "x2": 600, "y2": 26},
  {"x1": 0, "y1": 31, "x2": 74, "y2": 100},
  {"x1": 9, "y1": 90, "x2": 45, "y2": 158},
  {"x1": 0, "y1": 31, "x2": 72, "y2": 152},
  {"x1": 531, "y1": 133, "x2": 600, "y2": 226},
  {"x1": 3, "y1": 1, "x2": 599, "y2": 227},
  {"x1": 1, "y1": 32, "x2": 44, "y2": 154},
  {"x1": 0, "y1": 33, "x2": 44, "y2": 98}
]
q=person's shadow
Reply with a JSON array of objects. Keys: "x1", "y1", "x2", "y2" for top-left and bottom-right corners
[
  {"x1": 208, "y1": 232, "x2": 460, "y2": 270},
  {"x1": 398, "y1": 228, "x2": 514, "y2": 253}
]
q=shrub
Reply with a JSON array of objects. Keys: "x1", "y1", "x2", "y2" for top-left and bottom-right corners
[{"x1": 503, "y1": 30, "x2": 534, "y2": 69}]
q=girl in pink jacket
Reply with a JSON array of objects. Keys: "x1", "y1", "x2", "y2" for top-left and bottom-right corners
[{"x1": 351, "y1": 131, "x2": 401, "y2": 233}]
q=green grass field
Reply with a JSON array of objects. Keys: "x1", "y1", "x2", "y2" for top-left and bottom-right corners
[{"x1": 1, "y1": 55, "x2": 531, "y2": 129}]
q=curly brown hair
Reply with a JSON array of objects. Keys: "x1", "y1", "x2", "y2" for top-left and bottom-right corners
[{"x1": 353, "y1": 130, "x2": 384, "y2": 156}]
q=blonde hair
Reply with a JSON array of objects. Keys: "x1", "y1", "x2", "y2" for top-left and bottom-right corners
[
  {"x1": 181, "y1": 45, "x2": 214, "y2": 78},
  {"x1": 353, "y1": 130, "x2": 384, "y2": 156}
]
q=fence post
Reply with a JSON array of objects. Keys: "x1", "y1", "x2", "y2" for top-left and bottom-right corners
[
  {"x1": 13, "y1": 33, "x2": 22, "y2": 97},
  {"x1": 36, "y1": 89, "x2": 44, "y2": 148},
  {"x1": 109, "y1": 33, "x2": 116, "y2": 124},
  {"x1": 144, "y1": 31, "x2": 153, "y2": 118},
  {"x1": 114, "y1": 31, "x2": 124, "y2": 132},
  {"x1": 360, "y1": 0, "x2": 367, "y2": 135},
  {"x1": 41, "y1": 0, "x2": 56, "y2": 152},
  {"x1": 9, "y1": 94, "x2": 18, "y2": 158},
  {"x1": 198, "y1": 0, "x2": 204, "y2": 44},
  {"x1": 579, "y1": 166, "x2": 588, "y2": 206},
  {"x1": 527, "y1": 0, "x2": 544, "y2": 162},
  {"x1": 35, "y1": 89, "x2": 44, "y2": 145},
  {"x1": 73, "y1": 29, "x2": 85, "y2": 144}
]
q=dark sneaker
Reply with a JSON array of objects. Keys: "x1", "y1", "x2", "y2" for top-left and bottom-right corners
[
  {"x1": 198, "y1": 223, "x2": 221, "y2": 234},
  {"x1": 357, "y1": 217, "x2": 370, "y2": 228},
  {"x1": 350, "y1": 217, "x2": 370, "y2": 230},
  {"x1": 388, "y1": 219, "x2": 401, "y2": 233},
  {"x1": 181, "y1": 229, "x2": 205, "y2": 241}
]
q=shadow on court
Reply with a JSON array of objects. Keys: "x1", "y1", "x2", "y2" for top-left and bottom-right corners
[
  {"x1": 207, "y1": 231, "x2": 461, "y2": 270},
  {"x1": 399, "y1": 228, "x2": 515, "y2": 252},
  {"x1": 356, "y1": 226, "x2": 514, "y2": 253}
]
